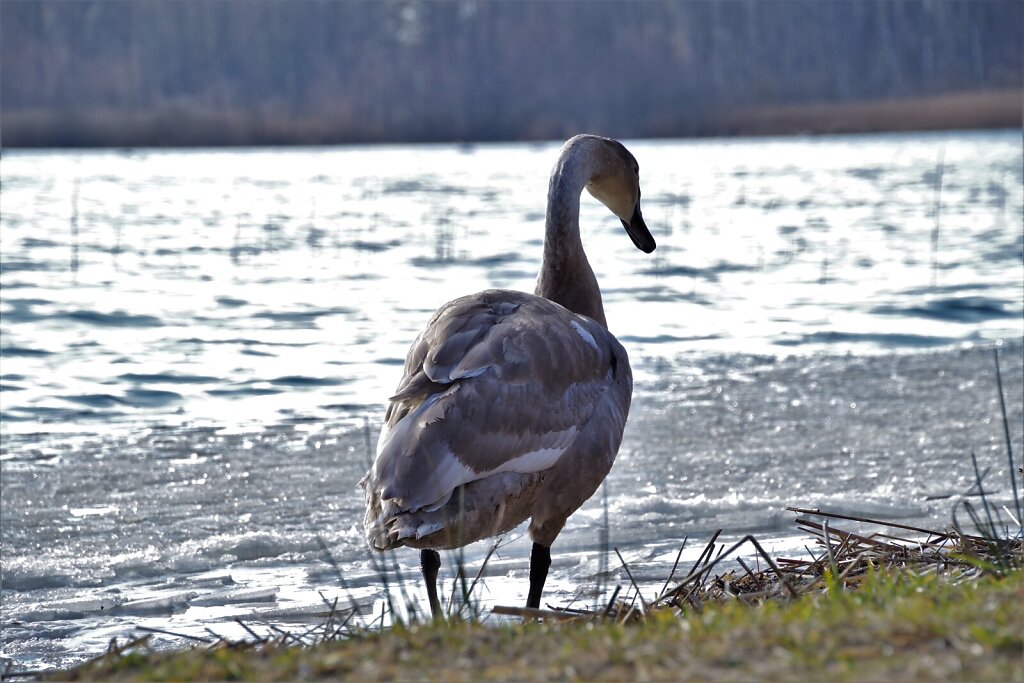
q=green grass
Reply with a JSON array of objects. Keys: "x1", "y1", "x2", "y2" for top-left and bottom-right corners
[{"x1": 57, "y1": 569, "x2": 1024, "y2": 682}]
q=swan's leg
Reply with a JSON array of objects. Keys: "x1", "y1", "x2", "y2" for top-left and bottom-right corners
[
  {"x1": 421, "y1": 549, "x2": 442, "y2": 619},
  {"x1": 526, "y1": 542, "x2": 551, "y2": 608}
]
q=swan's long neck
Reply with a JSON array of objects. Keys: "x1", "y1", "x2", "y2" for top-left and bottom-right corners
[{"x1": 535, "y1": 150, "x2": 607, "y2": 327}]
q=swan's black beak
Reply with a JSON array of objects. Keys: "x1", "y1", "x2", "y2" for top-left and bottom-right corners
[{"x1": 621, "y1": 203, "x2": 656, "y2": 253}]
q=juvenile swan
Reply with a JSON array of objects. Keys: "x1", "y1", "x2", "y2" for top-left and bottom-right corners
[{"x1": 361, "y1": 135, "x2": 656, "y2": 616}]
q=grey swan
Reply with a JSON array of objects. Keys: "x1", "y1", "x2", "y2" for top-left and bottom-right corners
[{"x1": 361, "y1": 134, "x2": 656, "y2": 617}]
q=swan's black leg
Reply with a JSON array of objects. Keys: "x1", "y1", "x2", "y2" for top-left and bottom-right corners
[
  {"x1": 421, "y1": 549, "x2": 442, "y2": 619},
  {"x1": 527, "y1": 542, "x2": 551, "y2": 609}
]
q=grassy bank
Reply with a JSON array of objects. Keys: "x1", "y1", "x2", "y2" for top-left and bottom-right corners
[
  {"x1": 38, "y1": 360, "x2": 1024, "y2": 681},
  {"x1": 53, "y1": 569, "x2": 1023, "y2": 682},
  {"x1": 52, "y1": 500, "x2": 1024, "y2": 682}
]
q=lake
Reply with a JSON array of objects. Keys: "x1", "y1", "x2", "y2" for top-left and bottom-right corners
[{"x1": 1, "y1": 131, "x2": 1022, "y2": 672}]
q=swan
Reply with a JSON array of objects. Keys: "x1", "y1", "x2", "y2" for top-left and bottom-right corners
[{"x1": 361, "y1": 134, "x2": 656, "y2": 617}]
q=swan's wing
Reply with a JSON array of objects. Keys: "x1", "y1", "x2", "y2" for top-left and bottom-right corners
[{"x1": 364, "y1": 289, "x2": 629, "y2": 514}]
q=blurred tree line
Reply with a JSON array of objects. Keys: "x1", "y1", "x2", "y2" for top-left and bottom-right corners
[{"x1": 2, "y1": 0, "x2": 1021, "y2": 146}]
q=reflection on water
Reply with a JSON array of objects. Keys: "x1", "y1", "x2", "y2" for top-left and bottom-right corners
[
  {"x1": 2, "y1": 132, "x2": 1021, "y2": 436},
  {"x1": 1, "y1": 131, "x2": 1022, "y2": 671}
]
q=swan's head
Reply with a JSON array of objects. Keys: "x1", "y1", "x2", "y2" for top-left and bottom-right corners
[{"x1": 581, "y1": 136, "x2": 656, "y2": 254}]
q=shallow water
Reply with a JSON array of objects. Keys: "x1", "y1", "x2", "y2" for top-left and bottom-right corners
[{"x1": 1, "y1": 131, "x2": 1022, "y2": 671}]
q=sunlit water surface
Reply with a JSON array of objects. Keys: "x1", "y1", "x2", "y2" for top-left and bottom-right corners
[{"x1": 2, "y1": 132, "x2": 1022, "y2": 671}]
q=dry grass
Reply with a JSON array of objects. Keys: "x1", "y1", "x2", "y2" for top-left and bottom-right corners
[
  {"x1": 495, "y1": 504, "x2": 1023, "y2": 625},
  {"x1": 32, "y1": 502, "x2": 1022, "y2": 682}
]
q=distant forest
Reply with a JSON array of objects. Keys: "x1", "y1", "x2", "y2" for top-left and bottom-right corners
[{"x1": 2, "y1": 0, "x2": 1022, "y2": 147}]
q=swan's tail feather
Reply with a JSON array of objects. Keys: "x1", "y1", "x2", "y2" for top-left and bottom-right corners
[{"x1": 360, "y1": 471, "x2": 542, "y2": 551}]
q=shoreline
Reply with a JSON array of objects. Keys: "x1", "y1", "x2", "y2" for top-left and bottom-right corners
[
  {"x1": 41, "y1": 523, "x2": 1024, "y2": 681},
  {"x1": 3, "y1": 89, "x2": 1021, "y2": 149},
  {"x1": 2, "y1": 339, "x2": 1022, "y2": 674}
]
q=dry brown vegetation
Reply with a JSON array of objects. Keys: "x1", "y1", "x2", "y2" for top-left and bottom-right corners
[
  {"x1": 41, "y1": 504, "x2": 1023, "y2": 682},
  {"x1": 3, "y1": 1, "x2": 1022, "y2": 146}
]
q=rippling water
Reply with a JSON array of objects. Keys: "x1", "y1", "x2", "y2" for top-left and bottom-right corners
[{"x1": 2, "y1": 131, "x2": 1022, "y2": 671}]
